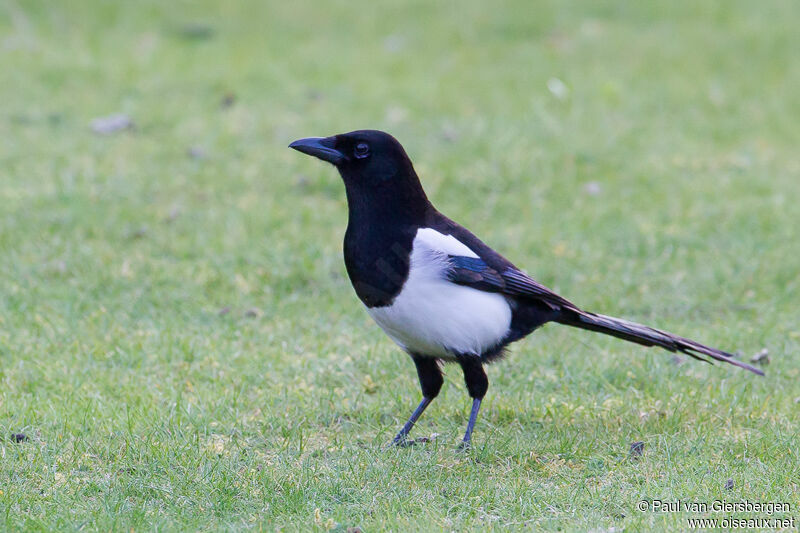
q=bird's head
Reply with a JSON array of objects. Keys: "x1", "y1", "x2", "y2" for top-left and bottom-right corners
[
  {"x1": 289, "y1": 129, "x2": 430, "y2": 219},
  {"x1": 289, "y1": 129, "x2": 414, "y2": 181}
]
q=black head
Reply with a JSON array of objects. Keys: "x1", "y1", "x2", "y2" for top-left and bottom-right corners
[
  {"x1": 289, "y1": 129, "x2": 414, "y2": 179},
  {"x1": 289, "y1": 130, "x2": 431, "y2": 222}
]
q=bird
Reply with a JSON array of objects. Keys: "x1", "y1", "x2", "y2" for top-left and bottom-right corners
[{"x1": 289, "y1": 129, "x2": 764, "y2": 449}]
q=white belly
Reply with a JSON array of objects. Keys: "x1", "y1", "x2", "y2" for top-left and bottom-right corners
[{"x1": 366, "y1": 229, "x2": 512, "y2": 358}]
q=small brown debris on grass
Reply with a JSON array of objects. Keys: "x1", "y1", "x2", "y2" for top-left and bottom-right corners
[
  {"x1": 187, "y1": 146, "x2": 207, "y2": 159},
  {"x1": 629, "y1": 441, "x2": 645, "y2": 459},
  {"x1": 750, "y1": 348, "x2": 769, "y2": 365},
  {"x1": 91, "y1": 114, "x2": 133, "y2": 135},
  {"x1": 220, "y1": 92, "x2": 236, "y2": 108},
  {"x1": 127, "y1": 226, "x2": 148, "y2": 240},
  {"x1": 414, "y1": 433, "x2": 440, "y2": 444}
]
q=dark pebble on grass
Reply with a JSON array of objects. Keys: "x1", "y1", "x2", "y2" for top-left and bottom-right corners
[
  {"x1": 220, "y1": 92, "x2": 236, "y2": 108},
  {"x1": 91, "y1": 114, "x2": 134, "y2": 135},
  {"x1": 724, "y1": 478, "x2": 734, "y2": 490},
  {"x1": 178, "y1": 24, "x2": 215, "y2": 41},
  {"x1": 10, "y1": 433, "x2": 28, "y2": 443},
  {"x1": 187, "y1": 146, "x2": 207, "y2": 159},
  {"x1": 127, "y1": 227, "x2": 148, "y2": 240},
  {"x1": 414, "y1": 433, "x2": 439, "y2": 444},
  {"x1": 629, "y1": 441, "x2": 645, "y2": 459},
  {"x1": 244, "y1": 307, "x2": 261, "y2": 318}
]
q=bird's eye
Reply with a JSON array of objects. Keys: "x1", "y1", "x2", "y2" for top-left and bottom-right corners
[{"x1": 354, "y1": 143, "x2": 370, "y2": 159}]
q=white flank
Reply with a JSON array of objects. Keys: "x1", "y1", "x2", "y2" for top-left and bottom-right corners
[{"x1": 366, "y1": 228, "x2": 511, "y2": 358}]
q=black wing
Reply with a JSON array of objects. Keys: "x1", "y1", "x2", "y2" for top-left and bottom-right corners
[
  {"x1": 446, "y1": 255, "x2": 578, "y2": 311},
  {"x1": 444, "y1": 254, "x2": 763, "y2": 374}
]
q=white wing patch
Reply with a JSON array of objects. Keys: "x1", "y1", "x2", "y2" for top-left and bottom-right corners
[
  {"x1": 366, "y1": 228, "x2": 511, "y2": 358},
  {"x1": 414, "y1": 227, "x2": 479, "y2": 258}
]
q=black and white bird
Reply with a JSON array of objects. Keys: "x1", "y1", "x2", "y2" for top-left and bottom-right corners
[{"x1": 289, "y1": 130, "x2": 763, "y2": 448}]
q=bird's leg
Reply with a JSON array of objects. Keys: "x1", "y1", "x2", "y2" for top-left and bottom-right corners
[
  {"x1": 390, "y1": 397, "x2": 431, "y2": 447},
  {"x1": 457, "y1": 355, "x2": 488, "y2": 450},
  {"x1": 391, "y1": 355, "x2": 442, "y2": 446}
]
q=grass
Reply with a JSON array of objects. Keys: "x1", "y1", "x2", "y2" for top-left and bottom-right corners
[{"x1": 1, "y1": 0, "x2": 799, "y2": 530}]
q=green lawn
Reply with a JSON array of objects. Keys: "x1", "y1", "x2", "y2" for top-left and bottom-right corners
[{"x1": 1, "y1": 0, "x2": 799, "y2": 530}]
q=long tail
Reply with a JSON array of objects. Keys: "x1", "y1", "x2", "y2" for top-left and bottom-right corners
[{"x1": 556, "y1": 309, "x2": 764, "y2": 375}]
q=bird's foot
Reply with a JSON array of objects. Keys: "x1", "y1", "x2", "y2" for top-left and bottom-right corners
[
  {"x1": 456, "y1": 439, "x2": 472, "y2": 452},
  {"x1": 388, "y1": 434, "x2": 415, "y2": 448},
  {"x1": 389, "y1": 431, "x2": 442, "y2": 448}
]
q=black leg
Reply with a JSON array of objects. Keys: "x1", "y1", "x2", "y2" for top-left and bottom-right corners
[
  {"x1": 460, "y1": 398, "x2": 482, "y2": 449},
  {"x1": 390, "y1": 397, "x2": 432, "y2": 446},
  {"x1": 391, "y1": 355, "x2": 443, "y2": 446},
  {"x1": 457, "y1": 355, "x2": 488, "y2": 449}
]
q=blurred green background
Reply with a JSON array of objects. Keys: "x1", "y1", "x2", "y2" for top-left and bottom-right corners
[{"x1": 1, "y1": 0, "x2": 798, "y2": 531}]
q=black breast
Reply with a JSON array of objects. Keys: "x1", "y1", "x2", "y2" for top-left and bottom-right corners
[{"x1": 343, "y1": 223, "x2": 415, "y2": 308}]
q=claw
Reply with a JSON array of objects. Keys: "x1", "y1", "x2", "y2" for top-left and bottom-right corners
[
  {"x1": 389, "y1": 437, "x2": 416, "y2": 448},
  {"x1": 388, "y1": 396, "x2": 433, "y2": 448}
]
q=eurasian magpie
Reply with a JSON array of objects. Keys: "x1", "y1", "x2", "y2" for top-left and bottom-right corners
[{"x1": 289, "y1": 130, "x2": 763, "y2": 448}]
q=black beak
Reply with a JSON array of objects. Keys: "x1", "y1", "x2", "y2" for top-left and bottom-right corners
[{"x1": 288, "y1": 136, "x2": 345, "y2": 165}]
